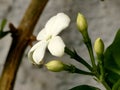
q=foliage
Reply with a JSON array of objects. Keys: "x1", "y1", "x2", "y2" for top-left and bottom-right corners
[
  {"x1": 0, "y1": 19, "x2": 10, "y2": 39},
  {"x1": 70, "y1": 85, "x2": 100, "y2": 90},
  {"x1": 44, "y1": 13, "x2": 120, "y2": 90}
]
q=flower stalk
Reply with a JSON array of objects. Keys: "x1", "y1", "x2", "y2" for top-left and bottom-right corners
[
  {"x1": 46, "y1": 60, "x2": 94, "y2": 76},
  {"x1": 94, "y1": 38, "x2": 105, "y2": 81},
  {"x1": 65, "y1": 47, "x2": 92, "y2": 71},
  {"x1": 76, "y1": 13, "x2": 97, "y2": 70}
]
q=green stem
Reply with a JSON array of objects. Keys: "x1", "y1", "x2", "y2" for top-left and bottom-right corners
[
  {"x1": 102, "y1": 80, "x2": 112, "y2": 90},
  {"x1": 65, "y1": 65, "x2": 94, "y2": 76},
  {"x1": 0, "y1": 31, "x2": 10, "y2": 39},
  {"x1": 97, "y1": 55, "x2": 104, "y2": 81},
  {"x1": 82, "y1": 32, "x2": 97, "y2": 71},
  {"x1": 65, "y1": 47, "x2": 92, "y2": 71},
  {"x1": 85, "y1": 40, "x2": 97, "y2": 70},
  {"x1": 97, "y1": 55, "x2": 111, "y2": 90}
]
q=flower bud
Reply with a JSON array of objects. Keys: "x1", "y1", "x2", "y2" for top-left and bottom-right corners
[
  {"x1": 94, "y1": 38, "x2": 104, "y2": 56},
  {"x1": 76, "y1": 13, "x2": 88, "y2": 34},
  {"x1": 45, "y1": 60, "x2": 65, "y2": 72}
]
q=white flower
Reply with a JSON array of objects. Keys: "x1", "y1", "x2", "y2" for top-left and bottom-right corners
[{"x1": 28, "y1": 13, "x2": 70, "y2": 65}]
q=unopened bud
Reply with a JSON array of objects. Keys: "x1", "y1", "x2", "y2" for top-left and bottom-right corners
[
  {"x1": 76, "y1": 13, "x2": 88, "y2": 34},
  {"x1": 45, "y1": 60, "x2": 65, "y2": 72},
  {"x1": 94, "y1": 38, "x2": 104, "y2": 56}
]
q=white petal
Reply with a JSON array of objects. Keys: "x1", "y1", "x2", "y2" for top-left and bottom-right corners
[
  {"x1": 37, "y1": 28, "x2": 47, "y2": 40},
  {"x1": 28, "y1": 50, "x2": 35, "y2": 64},
  {"x1": 28, "y1": 41, "x2": 43, "y2": 64},
  {"x1": 48, "y1": 36, "x2": 65, "y2": 57},
  {"x1": 29, "y1": 41, "x2": 42, "y2": 52},
  {"x1": 31, "y1": 41, "x2": 48, "y2": 65},
  {"x1": 45, "y1": 13, "x2": 70, "y2": 36}
]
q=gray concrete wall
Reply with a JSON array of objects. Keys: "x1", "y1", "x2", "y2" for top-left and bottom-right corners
[{"x1": 0, "y1": 0, "x2": 120, "y2": 90}]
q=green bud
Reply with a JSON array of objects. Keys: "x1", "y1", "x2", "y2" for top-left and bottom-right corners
[
  {"x1": 76, "y1": 13, "x2": 88, "y2": 34},
  {"x1": 94, "y1": 38, "x2": 104, "y2": 56},
  {"x1": 45, "y1": 60, "x2": 65, "y2": 72}
]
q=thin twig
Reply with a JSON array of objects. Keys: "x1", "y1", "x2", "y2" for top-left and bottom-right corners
[{"x1": 0, "y1": 0, "x2": 48, "y2": 90}]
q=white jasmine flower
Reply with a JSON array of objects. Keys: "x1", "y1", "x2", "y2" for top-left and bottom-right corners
[{"x1": 28, "y1": 13, "x2": 70, "y2": 65}]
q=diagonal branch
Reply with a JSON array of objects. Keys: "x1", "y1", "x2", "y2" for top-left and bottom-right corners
[{"x1": 0, "y1": 0, "x2": 48, "y2": 90}]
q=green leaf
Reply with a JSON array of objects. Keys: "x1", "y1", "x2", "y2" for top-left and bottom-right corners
[
  {"x1": 0, "y1": 19, "x2": 7, "y2": 31},
  {"x1": 69, "y1": 85, "x2": 100, "y2": 90},
  {"x1": 104, "y1": 29, "x2": 120, "y2": 84},
  {"x1": 112, "y1": 79, "x2": 120, "y2": 90},
  {"x1": 0, "y1": 19, "x2": 10, "y2": 39},
  {"x1": 105, "y1": 71, "x2": 120, "y2": 85}
]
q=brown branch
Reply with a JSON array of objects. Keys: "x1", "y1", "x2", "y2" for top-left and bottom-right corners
[{"x1": 0, "y1": 0, "x2": 48, "y2": 90}]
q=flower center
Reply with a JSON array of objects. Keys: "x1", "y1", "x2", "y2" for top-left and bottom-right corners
[{"x1": 46, "y1": 35, "x2": 52, "y2": 41}]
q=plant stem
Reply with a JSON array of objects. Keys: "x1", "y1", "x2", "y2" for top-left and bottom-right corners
[
  {"x1": 102, "y1": 80, "x2": 112, "y2": 90},
  {"x1": 0, "y1": 0, "x2": 48, "y2": 90},
  {"x1": 97, "y1": 55, "x2": 111, "y2": 90},
  {"x1": 65, "y1": 65, "x2": 94, "y2": 76},
  {"x1": 97, "y1": 55, "x2": 104, "y2": 81},
  {"x1": 65, "y1": 47, "x2": 92, "y2": 71},
  {"x1": 85, "y1": 39, "x2": 97, "y2": 70},
  {"x1": 82, "y1": 32, "x2": 97, "y2": 72}
]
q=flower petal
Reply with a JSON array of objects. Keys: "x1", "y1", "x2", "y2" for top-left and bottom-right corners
[
  {"x1": 32, "y1": 41, "x2": 48, "y2": 65},
  {"x1": 28, "y1": 50, "x2": 35, "y2": 64},
  {"x1": 48, "y1": 36, "x2": 65, "y2": 57},
  {"x1": 45, "y1": 13, "x2": 70, "y2": 36},
  {"x1": 29, "y1": 41, "x2": 43, "y2": 52},
  {"x1": 28, "y1": 41, "x2": 44, "y2": 64},
  {"x1": 37, "y1": 28, "x2": 47, "y2": 40}
]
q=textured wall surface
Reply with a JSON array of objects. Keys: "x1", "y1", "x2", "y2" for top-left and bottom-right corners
[{"x1": 0, "y1": 0, "x2": 120, "y2": 90}]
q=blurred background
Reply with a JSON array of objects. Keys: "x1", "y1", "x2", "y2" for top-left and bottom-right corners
[{"x1": 0, "y1": 0, "x2": 120, "y2": 90}]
